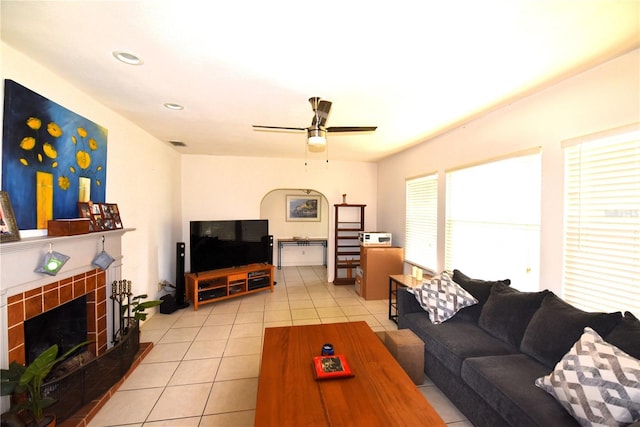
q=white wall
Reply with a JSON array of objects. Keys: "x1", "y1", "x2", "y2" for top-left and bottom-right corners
[
  {"x1": 1, "y1": 42, "x2": 183, "y2": 300},
  {"x1": 377, "y1": 49, "x2": 640, "y2": 296},
  {"x1": 181, "y1": 155, "x2": 378, "y2": 281}
]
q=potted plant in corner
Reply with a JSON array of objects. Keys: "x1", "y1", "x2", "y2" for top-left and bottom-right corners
[
  {"x1": 1, "y1": 341, "x2": 90, "y2": 427},
  {"x1": 114, "y1": 294, "x2": 162, "y2": 344},
  {"x1": 123, "y1": 294, "x2": 163, "y2": 323}
]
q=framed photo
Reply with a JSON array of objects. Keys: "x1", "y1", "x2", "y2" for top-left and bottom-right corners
[
  {"x1": 312, "y1": 354, "x2": 354, "y2": 380},
  {"x1": 0, "y1": 191, "x2": 20, "y2": 242},
  {"x1": 286, "y1": 195, "x2": 320, "y2": 222},
  {"x1": 78, "y1": 202, "x2": 123, "y2": 231},
  {"x1": 100, "y1": 203, "x2": 123, "y2": 229}
]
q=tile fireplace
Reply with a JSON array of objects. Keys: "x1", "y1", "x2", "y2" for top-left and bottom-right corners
[{"x1": 0, "y1": 229, "x2": 130, "y2": 415}]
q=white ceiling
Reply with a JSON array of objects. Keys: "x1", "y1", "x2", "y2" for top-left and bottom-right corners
[{"x1": 1, "y1": 1, "x2": 638, "y2": 162}]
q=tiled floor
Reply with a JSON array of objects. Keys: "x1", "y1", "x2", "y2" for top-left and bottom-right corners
[{"x1": 88, "y1": 266, "x2": 472, "y2": 427}]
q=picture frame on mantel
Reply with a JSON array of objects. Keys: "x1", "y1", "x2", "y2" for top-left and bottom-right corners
[
  {"x1": 0, "y1": 191, "x2": 20, "y2": 242},
  {"x1": 286, "y1": 195, "x2": 321, "y2": 222},
  {"x1": 78, "y1": 201, "x2": 123, "y2": 231}
]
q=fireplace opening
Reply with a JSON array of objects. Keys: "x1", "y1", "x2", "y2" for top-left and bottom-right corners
[{"x1": 24, "y1": 295, "x2": 88, "y2": 364}]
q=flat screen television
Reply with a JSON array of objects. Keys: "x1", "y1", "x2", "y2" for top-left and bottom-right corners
[{"x1": 190, "y1": 219, "x2": 270, "y2": 274}]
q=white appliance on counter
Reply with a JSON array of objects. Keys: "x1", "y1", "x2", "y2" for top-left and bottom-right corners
[{"x1": 358, "y1": 232, "x2": 392, "y2": 247}]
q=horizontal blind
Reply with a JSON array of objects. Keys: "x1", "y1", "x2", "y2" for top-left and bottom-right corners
[
  {"x1": 445, "y1": 152, "x2": 541, "y2": 291},
  {"x1": 405, "y1": 173, "x2": 437, "y2": 272},
  {"x1": 563, "y1": 129, "x2": 640, "y2": 314}
]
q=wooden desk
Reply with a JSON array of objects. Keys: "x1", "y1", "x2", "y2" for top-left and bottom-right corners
[
  {"x1": 255, "y1": 321, "x2": 446, "y2": 427},
  {"x1": 276, "y1": 238, "x2": 327, "y2": 269}
]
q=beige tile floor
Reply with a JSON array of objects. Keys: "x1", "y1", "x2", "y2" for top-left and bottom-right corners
[{"x1": 88, "y1": 266, "x2": 473, "y2": 427}]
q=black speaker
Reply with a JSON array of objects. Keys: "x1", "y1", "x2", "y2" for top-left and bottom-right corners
[
  {"x1": 267, "y1": 235, "x2": 274, "y2": 265},
  {"x1": 175, "y1": 242, "x2": 189, "y2": 309}
]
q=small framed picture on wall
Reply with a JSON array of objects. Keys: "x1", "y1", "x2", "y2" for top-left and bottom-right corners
[{"x1": 286, "y1": 195, "x2": 321, "y2": 222}]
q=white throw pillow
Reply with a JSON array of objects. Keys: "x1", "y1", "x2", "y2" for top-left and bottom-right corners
[
  {"x1": 409, "y1": 273, "x2": 478, "y2": 324},
  {"x1": 535, "y1": 327, "x2": 640, "y2": 427}
]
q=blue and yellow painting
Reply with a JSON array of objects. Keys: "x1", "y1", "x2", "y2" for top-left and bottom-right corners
[{"x1": 2, "y1": 80, "x2": 108, "y2": 230}]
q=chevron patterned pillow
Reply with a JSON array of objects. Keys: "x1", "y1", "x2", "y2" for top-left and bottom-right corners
[
  {"x1": 535, "y1": 327, "x2": 640, "y2": 427},
  {"x1": 409, "y1": 273, "x2": 478, "y2": 324}
]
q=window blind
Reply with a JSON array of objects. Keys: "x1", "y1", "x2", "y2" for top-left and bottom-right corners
[
  {"x1": 405, "y1": 173, "x2": 437, "y2": 272},
  {"x1": 562, "y1": 127, "x2": 640, "y2": 314},
  {"x1": 445, "y1": 152, "x2": 541, "y2": 291}
]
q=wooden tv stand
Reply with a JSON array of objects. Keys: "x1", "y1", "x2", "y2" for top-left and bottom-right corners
[{"x1": 185, "y1": 263, "x2": 275, "y2": 310}]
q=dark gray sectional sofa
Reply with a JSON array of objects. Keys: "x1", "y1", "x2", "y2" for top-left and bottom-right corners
[{"x1": 397, "y1": 270, "x2": 640, "y2": 427}]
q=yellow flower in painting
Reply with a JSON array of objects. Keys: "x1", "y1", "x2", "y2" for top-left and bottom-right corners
[
  {"x1": 89, "y1": 138, "x2": 98, "y2": 150},
  {"x1": 47, "y1": 122, "x2": 63, "y2": 137},
  {"x1": 96, "y1": 180, "x2": 101, "y2": 186},
  {"x1": 43, "y1": 142, "x2": 58, "y2": 159},
  {"x1": 69, "y1": 166, "x2": 76, "y2": 173},
  {"x1": 76, "y1": 150, "x2": 91, "y2": 169},
  {"x1": 77, "y1": 127, "x2": 88, "y2": 138},
  {"x1": 52, "y1": 162, "x2": 58, "y2": 168},
  {"x1": 97, "y1": 166, "x2": 103, "y2": 171},
  {"x1": 58, "y1": 176, "x2": 70, "y2": 190},
  {"x1": 72, "y1": 135, "x2": 77, "y2": 144},
  {"x1": 20, "y1": 158, "x2": 28, "y2": 166},
  {"x1": 38, "y1": 153, "x2": 43, "y2": 162},
  {"x1": 26, "y1": 117, "x2": 42, "y2": 130},
  {"x1": 20, "y1": 136, "x2": 36, "y2": 150}
]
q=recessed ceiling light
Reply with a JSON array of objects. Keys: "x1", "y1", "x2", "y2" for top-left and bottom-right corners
[
  {"x1": 163, "y1": 103, "x2": 184, "y2": 111},
  {"x1": 112, "y1": 50, "x2": 143, "y2": 65}
]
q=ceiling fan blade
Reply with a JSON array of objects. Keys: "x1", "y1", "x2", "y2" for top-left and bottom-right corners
[
  {"x1": 326, "y1": 126, "x2": 377, "y2": 132},
  {"x1": 252, "y1": 125, "x2": 306, "y2": 131}
]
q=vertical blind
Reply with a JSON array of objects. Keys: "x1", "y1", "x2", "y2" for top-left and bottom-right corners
[
  {"x1": 445, "y1": 152, "x2": 541, "y2": 291},
  {"x1": 562, "y1": 127, "x2": 640, "y2": 314},
  {"x1": 405, "y1": 173, "x2": 437, "y2": 273}
]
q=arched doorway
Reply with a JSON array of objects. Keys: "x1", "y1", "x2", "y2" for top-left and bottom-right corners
[{"x1": 260, "y1": 189, "x2": 329, "y2": 274}]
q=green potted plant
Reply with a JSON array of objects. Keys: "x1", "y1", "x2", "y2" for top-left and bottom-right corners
[
  {"x1": 123, "y1": 294, "x2": 163, "y2": 322},
  {"x1": 114, "y1": 294, "x2": 162, "y2": 342},
  {"x1": 1, "y1": 341, "x2": 90, "y2": 427}
]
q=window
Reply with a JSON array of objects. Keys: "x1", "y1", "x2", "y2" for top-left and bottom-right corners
[
  {"x1": 445, "y1": 151, "x2": 541, "y2": 291},
  {"x1": 405, "y1": 173, "x2": 437, "y2": 273},
  {"x1": 562, "y1": 126, "x2": 640, "y2": 314}
]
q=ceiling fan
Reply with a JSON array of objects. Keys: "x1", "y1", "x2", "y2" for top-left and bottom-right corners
[{"x1": 252, "y1": 97, "x2": 377, "y2": 151}]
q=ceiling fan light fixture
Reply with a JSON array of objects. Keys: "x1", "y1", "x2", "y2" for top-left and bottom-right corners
[{"x1": 307, "y1": 128, "x2": 326, "y2": 149}]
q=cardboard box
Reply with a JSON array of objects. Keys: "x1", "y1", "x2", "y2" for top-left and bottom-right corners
[{"x1": 47, "y1": 218, "x2": 91, "y2": 236}]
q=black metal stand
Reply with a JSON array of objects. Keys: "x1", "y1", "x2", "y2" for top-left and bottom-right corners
[{"x1": 110, "y1": 279, "x2": 132, "y2": 344}]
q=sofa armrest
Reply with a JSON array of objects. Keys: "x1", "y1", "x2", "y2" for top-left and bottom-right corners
[{"x1": 397, "y1": 287, "x2": 423, "y2": 316}]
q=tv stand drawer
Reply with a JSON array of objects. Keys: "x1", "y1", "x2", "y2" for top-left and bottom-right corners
[{"x1": 228, "y1": 273, "x2": 247, "y2": 282}]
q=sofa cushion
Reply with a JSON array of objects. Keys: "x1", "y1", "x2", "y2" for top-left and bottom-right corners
[
  {"x1": 606, "y1": 311, "x2": 640, "y2": 359},
  {"x1": 451, "y1": 269, "x2": 511, "y2": 322},
  {"x1": 520, "y1": 293, "x2": 622, "y2": 369},
  {"x1": 461, "y1": 354, "x2": 579, "y2": 427},
  {"x1": 535, "y1": 327, "x2": 640, "y2": 427},
  {"x1": 478, "y1": 283, "x2": 549, "y2": 347},
  {"x1": 409, "y1": 273, "x2": 478, "y2": 324},
  {"x1": 401, "y1": 311, "x2": 518, "y2": 375}
]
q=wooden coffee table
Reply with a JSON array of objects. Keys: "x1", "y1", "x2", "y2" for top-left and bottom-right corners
[{"x1": 255, "y1": 321, "x2": 446, "y2": 427}]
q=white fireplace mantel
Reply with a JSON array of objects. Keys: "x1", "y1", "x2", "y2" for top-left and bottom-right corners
[{"x1": 0, "y1": 228, "x2": 132, "y2": 299}]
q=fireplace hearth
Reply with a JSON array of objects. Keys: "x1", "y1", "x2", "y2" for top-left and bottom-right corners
[{"x1": 42, "y1": 319, "x2": 140, "y2": 423}]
